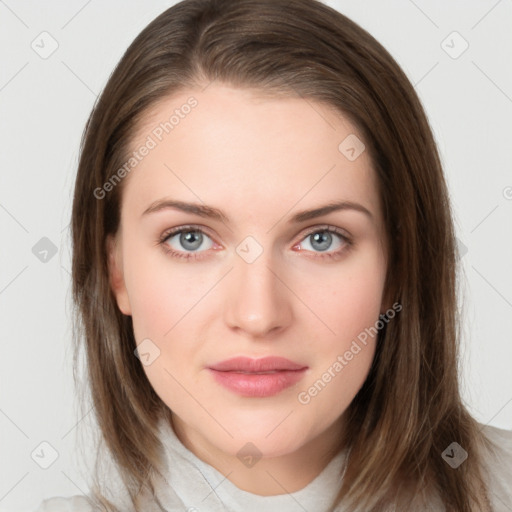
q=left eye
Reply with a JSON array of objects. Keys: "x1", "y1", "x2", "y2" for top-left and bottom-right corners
[{"x1": 297, "y1": 229, "x2": 348, "y2": 253}]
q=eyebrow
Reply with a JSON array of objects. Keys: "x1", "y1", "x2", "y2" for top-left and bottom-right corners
[{"x1": 141, "y1": 198, "x2": 373, "y2": 224}]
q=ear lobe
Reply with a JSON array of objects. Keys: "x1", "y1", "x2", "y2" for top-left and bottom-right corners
[{"x1": 106, "y1": 234, "x2": 132, "y2": 316}]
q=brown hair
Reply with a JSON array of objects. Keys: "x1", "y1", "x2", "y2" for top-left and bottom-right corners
[{"x1": 71, "y1": 0, "x2": 499, "y2": 510}]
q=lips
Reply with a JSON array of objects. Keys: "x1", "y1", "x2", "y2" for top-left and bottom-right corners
[
  {"x1": 208, "y1": 356, "x2": 307, "y2": 373},
  {"x1": 207, "y1": 356, "x2": 308, "y2": 397}
]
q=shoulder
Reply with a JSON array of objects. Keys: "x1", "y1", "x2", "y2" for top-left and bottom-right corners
[
  {"x1": 34, "y1": 496, "x2": 96, "y2": 512},
  {"x1": 478, "y1": 423, "x2": 512, "y2": 509}
]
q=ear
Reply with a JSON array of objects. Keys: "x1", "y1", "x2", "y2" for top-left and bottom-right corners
[{"x1": 106, "y1": 234, "x2": 132, "y2": 316}]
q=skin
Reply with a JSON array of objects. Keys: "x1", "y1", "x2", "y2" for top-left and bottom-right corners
[{"x1": 107, "y1": 83, "x2": 389, "y2": 496}]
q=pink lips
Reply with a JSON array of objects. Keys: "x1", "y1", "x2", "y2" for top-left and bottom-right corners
[{"x1": 207, "y1": 356, "x2": 308, "y2": 397}]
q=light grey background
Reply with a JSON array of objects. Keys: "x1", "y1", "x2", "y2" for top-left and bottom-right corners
[{"x1": 1, "y1": 1, "x2": 511, "y2": 510}]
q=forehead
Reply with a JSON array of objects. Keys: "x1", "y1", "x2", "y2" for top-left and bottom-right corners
[{"x1": 120, "y1": 84, "x2": 381, "y2": 225}]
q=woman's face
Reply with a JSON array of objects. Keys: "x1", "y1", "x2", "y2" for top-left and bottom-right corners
[{"x1": 108, "y1": 83, "x2": 388, "y2": 464}]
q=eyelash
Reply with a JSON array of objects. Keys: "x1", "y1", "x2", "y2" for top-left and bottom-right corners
[{"x1": 157, "y1": 224, "x2": 353, "y2": 261}]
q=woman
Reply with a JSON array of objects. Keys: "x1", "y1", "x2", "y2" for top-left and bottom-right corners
[{"x1": 35, "y1": 0, "x2": 512, "y2": 510}]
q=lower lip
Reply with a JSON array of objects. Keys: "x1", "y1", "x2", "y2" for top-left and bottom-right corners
[{"x1": 208, "y1": 368, "x2": 307, "y2": 397}]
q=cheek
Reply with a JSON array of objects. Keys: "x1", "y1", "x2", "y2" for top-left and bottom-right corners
[
  {"x1": 297, "y1": 275, "x2": 381, "y2": 418},
  {"x1": 293, "y1": 249, "x2": 385, "y2": 410},
  {"x1": 123, "y1": 250, "x2": 208, "y2": 405},
  {"x1": 124, "y1": 245, "x2": 206, "y2": 340},
  {"x1": 128, "y1": 278, "x2": 172, "y2": 341},
  {"x1": 297, "y1": 248, "x2": 386, "y2": 346},
  {"x1": 296, "y1": 341, "x2": 376, "y2": 432}
]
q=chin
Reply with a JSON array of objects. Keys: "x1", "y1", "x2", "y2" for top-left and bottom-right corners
[{"x1": 221, "y1": 420, "x2": 309, "y2": 455}]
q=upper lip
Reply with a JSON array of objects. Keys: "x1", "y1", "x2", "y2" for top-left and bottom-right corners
[{"x1": 208, "y1": 356, "x2": 307, "y2": 373}]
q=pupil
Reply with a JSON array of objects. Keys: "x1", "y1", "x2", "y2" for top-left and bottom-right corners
[
  {"x1": 312, "y1": 231, "x2": 331, "y2": 252},
  {"x1": 181, "y1": 231, "x2": 202, "y2": 250}
]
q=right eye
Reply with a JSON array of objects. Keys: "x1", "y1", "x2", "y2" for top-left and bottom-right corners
[{"x1": 158, "y1": 225, "x2": 217, "y2": 260}]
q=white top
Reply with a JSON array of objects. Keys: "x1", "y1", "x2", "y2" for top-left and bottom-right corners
[{"x1": 34, "y1": 420, "x2": 512, "y2": 512}]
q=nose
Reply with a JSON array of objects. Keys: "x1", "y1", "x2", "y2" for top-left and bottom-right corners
[{"x1": 223, "y1": 246, "x2": 293, "y2": 339}]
